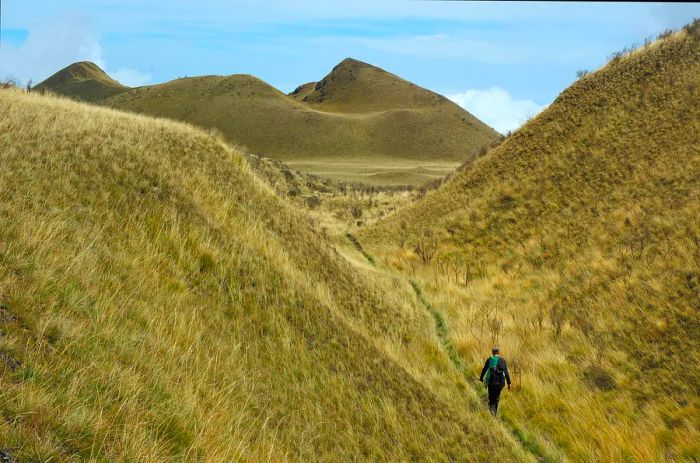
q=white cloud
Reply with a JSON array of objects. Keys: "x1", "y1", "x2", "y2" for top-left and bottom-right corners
[
  {"x1": 0, "y1": 15, "x2": 104, "y2": 84},
  {"x1": 0, "y1": 15, "x2": 150, "y2": 87},
  {"x1": 111, "y1": 68, "x2": 153, "y2": 87},
  {"x1": 448, "y1": 87, "x2": 545, "y2": 134}
]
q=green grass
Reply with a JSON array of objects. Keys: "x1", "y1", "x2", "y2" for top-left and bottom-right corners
[
  {"x1": 35, "y1": 62, "x2": 127, "y2": 102},
  {"x1": 410, "y1": 280, "x2": 465, "y2": 373},
  {"x1": 345, "y1": 233, "x2": 375, "y2": 265},
  {"x1": 362, "y1": 22, "x2": 700, "y2": 462},
  {"x1": 36, "y1": 59, "x2": 499, "y2": 186},
  {"x1": 285, "y1": 158, "x2": 459, "y2": 186}
]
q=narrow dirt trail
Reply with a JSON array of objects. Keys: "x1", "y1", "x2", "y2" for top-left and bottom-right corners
[
  {"x1": 344, "y1": 233, "x2": 565, "y2": 463},
  {"x1": 408, "y1": 280, "x2": 564, "y2": 463}
]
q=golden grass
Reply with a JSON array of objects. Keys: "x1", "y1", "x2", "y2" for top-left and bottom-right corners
[
  {"x1": 361, "y1": 22, "x2": 700, "y2": 462},
  {"x1": 0, "y1": 89, "x2": 531, "y2": 461}
]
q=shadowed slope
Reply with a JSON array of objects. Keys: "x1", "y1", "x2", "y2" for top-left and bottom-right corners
[
  {"x1": 0, "y1": 90, "x2": 529, "y2": 462},
  {"x1": 362, "y1": 24, "x2": 700, "y2": 461}
]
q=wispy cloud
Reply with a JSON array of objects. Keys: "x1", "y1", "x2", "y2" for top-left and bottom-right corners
[
  {"x1": 0, "y1": 15, "x2": 104, "y2": 84},
  {"x1": 448, "y1": 87, "x2": 545, "y2": 134},
  {"x1": 3, "y1": 2, "x2": 698, "y2": 103},
  {"x1": 0, "y1": 15, "x2": 150, "y2": 86},
  {"x1": 111, "y1": 68, "x2": 152, "y2": 87}
]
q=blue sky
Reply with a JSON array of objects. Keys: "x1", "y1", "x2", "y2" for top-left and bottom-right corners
[{"x1": 1, "y1": 1, "x2": 699, "y2": 132}]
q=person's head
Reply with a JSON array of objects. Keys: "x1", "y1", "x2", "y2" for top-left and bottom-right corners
[{"x1": 492, "y1": 347, "x2": 500, "y2": 356}]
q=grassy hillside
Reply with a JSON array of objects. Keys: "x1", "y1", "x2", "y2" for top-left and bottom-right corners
[
  {"x1": 0, "y1": 89, "x2": 532, "y2": 462},
  {"x1": 36, "y1": 59, "x2": 499, "y2": 186},
  {"x1": 34, "y1": 62, "x2": 127, "y2": 102},
  {"x1": 361, "y1": 23, "x2": 700, "y2": 462},
  {"x1": 291, "y1": 58, "x2": 471, "y2": 114}
]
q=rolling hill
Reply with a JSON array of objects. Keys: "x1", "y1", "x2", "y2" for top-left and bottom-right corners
[
  {"x1": 34, "y1": 61, "x2": 127, "y2": 102},
  {"x1": 36, "y1": 59, "x2": 500, "y2": 185},
  {"x1": 0, "y1": 88, "x2": 530, "y2": 462},
  {"x1": 361, "y1": 22, "x2": 700, "y2": 462},
  {"x1": 291, "y1": 57, "x2": 472, "y2": 114}
]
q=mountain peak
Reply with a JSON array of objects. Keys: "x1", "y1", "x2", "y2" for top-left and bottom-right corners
[
  {"x1": 35, "y1": 61, "x2": 126, "y2": 102},
  {"x1": 328, "y1": 57, "x2": 383, "y2": 78},
  {"x1": 43, "y1": 61, "x2": 120, "y2": 86},
  {"x1": 297, "y1": 57, "x2": 464, "y2": 116},
  {"x1": 335, "y1": 57, "x2": 372, "y2": 68}
]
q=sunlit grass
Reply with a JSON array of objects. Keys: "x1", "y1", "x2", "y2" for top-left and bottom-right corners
[
  {"x1": 362, "y1": 23, "x2": 700, "y2": 462},
  {"x1": 0, "y1": 88, "x2": 527, "y2": 461}
]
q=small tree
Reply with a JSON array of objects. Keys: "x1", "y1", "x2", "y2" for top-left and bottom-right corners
[
  {"x1": 414, "y1": 230, "x2": 438, "y2": 264},
  {"x1": 576, "y1": 69, "x2": 589, "y2": 79},
  {"x1": 550, "y1": 304, "x2": 565, "y2": 339},
  {"x1": 488, "y1": 315, "x2": 503, "y2": 347},
  {"x1": 304, "y1": 196, "x2": 321, "y2": 209},
  {"x1": 398, "y1": 220, "x2": 408, "y2": 248},
  {"x1": 469, "y1": 304, "x2": 502, "y2": 349},
  {"x1": 1, "y1": 77, "x2": 20, "y2": 89},
  {"x1": 657, "y1": 29, "x2": 673, "y2": 40}
]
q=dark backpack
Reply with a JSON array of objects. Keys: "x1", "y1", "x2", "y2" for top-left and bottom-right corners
[{"x1": 488, "y1": 357, "x2": 505, "y2": 386}]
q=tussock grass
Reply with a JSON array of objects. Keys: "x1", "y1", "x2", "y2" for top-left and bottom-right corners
[
  {"x1": 0, "y1": 89, "x2": 530, "y2": 461},
  {"x1": 362, "y1": 22, "x2": 700, "y2": 462}
]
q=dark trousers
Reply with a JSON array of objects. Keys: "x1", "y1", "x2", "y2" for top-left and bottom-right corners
[{"x1": 487, "y1": 384, "x2": 504, "y2": 416}]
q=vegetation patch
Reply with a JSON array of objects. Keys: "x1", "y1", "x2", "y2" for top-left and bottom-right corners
[
  {"x1": 362, "y1": 22, "x2": 700, "y2": 462},
  {"x1": 346, "y1": 233, "x2": 376, "y2": 265}
]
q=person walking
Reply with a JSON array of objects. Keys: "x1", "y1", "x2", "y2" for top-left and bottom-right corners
[{"x1": 479, "y1": 347, "x2": 511, "y2": 416}]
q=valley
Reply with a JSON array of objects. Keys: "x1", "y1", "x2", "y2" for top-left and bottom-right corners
[{"x1": 1, "y1": 16, "x2": 698, "y2": 463}]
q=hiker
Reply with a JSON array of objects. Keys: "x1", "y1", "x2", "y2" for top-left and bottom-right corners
[{"x1": 479, "y1": 347, "x2": 511, "y2": 416}]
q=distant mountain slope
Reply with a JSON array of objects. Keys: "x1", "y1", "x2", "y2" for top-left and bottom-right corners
[
  {"x1": 34, "y1": 61, "x2": 127, "y2": 102},
  {"x1": 36, "y1": 59, "x2": 499, "y2": 170},
  {"x1": 362, "y1": 23, "x2": 700, "y2": 461},
  {"x1": 292, "y1": 58, "x2": 462, "y2": 114},
  {"x1": 0, "y1": 89, "x2": 528, "y2": 462}
]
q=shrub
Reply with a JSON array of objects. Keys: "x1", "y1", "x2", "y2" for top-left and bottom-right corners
[
  {"x1": 1, "y1": 78, "x2": 20, "y2": 90},
  {"x1": 657, "y1": 29, "x2": 674, "y2": 40},
  {"x1": 550, "y1": 305, "x2": 565, "y2": 339},
  {"x1": 351, "y1": 205, "x2": 363, "y2": 219},
  {"x1": 609, "y1": 51, "x2": 624, "y2": 63},
  {"x1": 304, "y1": 195, "x2": 321, "y2": 209},
  {"x1": 198, "y1": 252, "x2": 216, "y2": 273},
  {"x1": 582, "y1": 365, "x2": 616, "y2": 391},
  {"x1": 414, "y1": 230, "x2": 438, "y2": 264}
]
